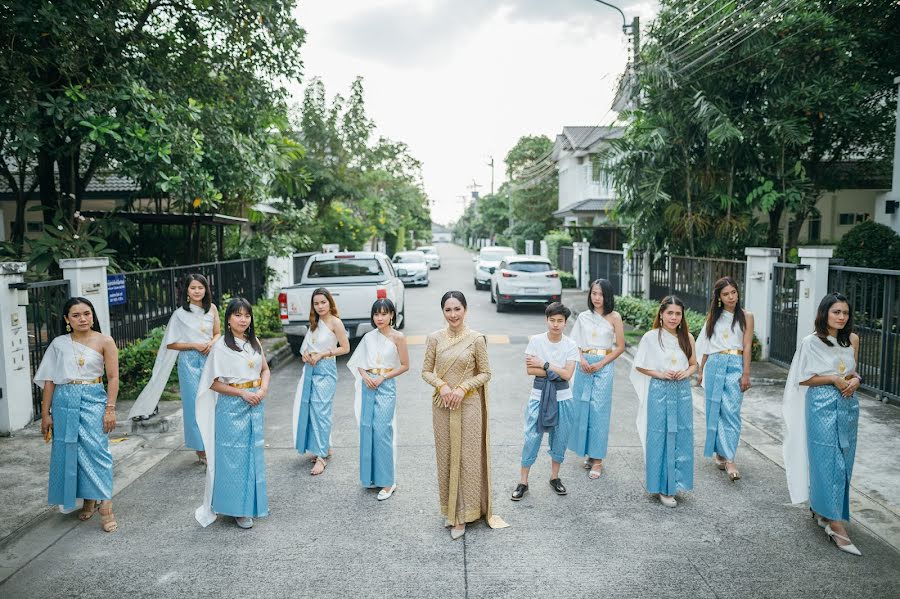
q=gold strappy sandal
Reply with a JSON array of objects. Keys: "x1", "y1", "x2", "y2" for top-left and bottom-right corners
[
  {"x1": 78, "y1": 500, "x2": 97, "y2": 521},
  {"x1": 98, "y1": 502, "x2": 118, "y2": 533}
]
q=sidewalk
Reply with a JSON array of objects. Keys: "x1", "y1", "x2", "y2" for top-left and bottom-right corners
[{"x1": 563, "y1": 287, "x2": 900, "y2": 551}]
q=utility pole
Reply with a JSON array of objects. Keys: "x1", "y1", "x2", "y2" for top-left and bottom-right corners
[
  {"x1": 487, "y1": 156, "x2": 495, "y2": 196},
  {"x1": 468, "y1": 179, "x2": 482, "y2": 202}
]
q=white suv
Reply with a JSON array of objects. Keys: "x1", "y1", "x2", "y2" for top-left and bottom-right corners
[
  {"x1": 490, "y1": 255, "x2": 562, "y2": 312},
  {"x1": 472, "y1": 246, "x2": 515, "y2": 290},
  {"x1": 417, "y1": 246, "x2": 441, "y2": 269}
]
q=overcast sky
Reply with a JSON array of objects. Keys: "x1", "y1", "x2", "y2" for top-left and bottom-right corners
[{"x1": 291, "y1": 1, "x2": 659, "y2": 225}]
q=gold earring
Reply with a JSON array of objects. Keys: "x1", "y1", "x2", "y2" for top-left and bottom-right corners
[
  {"x1": 66, "y1": 323, "x2": 71, "y2": 332},
  {"x1": 718, "y1": 298, "x2": 722, "y2": 308}
]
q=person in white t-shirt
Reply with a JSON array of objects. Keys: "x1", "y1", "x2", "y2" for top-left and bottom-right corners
[{"x1": 512, "y1": 302, "x2": 579, "y2": 501}]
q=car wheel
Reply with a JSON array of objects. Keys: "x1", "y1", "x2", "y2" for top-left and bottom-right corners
[
  {"x1": 473, "y1": 278, "x2": 479, "y2": 289},
  {"x1": 490, "y1": 286, "x2": 496, "y2": 303},
  {"x1": 496, "y1": 297, "x2": 507, "y2": 313}
]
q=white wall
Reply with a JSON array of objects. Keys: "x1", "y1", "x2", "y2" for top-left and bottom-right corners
[{"x1": 875, "y1": 191, "x2": 900, "y2": 235}]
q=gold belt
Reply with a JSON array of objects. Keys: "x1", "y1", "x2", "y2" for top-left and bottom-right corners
[
  {"x1": 70, "y1": 378, "x2": 103, "y2": 385},
  {"x1": 228, "y1": 379, "x2": 262, "y2": 389},
  {"x1": 719, "y1": 349, "x2": 743, "y2": 356},
  {"x1": 367, "y1": 368, "x2": 393, "y2": 375},
  {"x1": 581, "y1": 348, "x2": 611, "y2": 356}
]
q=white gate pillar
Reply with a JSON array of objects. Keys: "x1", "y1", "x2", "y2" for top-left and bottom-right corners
[
  {"x1": 539, "y1": 240, "x2": 549, "y2": 258},
  {"x1": 744, "y1": 247, "x2": 780, "y2": 360},
  {"x1": 60, "y1": 258, "x2": 110, "y2": 335},
  {"x1": 796, "y1": 247, "x2": 834, "y2": 348},
  {"x1": 621, "y1": 243, "x2": 633, "y2": 297},
  {"x1": 0, "y1": 262, "x2": 32, "y2": 434}
]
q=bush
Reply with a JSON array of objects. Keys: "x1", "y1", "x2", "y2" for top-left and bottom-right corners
[
  {"x1": 544, "y1": 230, "x2": 573, "y2": 269},
  {"x1": 559, "y1": 271, "x2": 577, "y2": 289},
  {"x1": 617, "y1": 296, "x2": 761, "y2": 361},
  {"x1": 218, "y1": 296, "x2": 282, "y2": 339},
  {"x1": 117, "y1": 326, "x2": 178, "y2": 402},
  {"x1": 835, "y1": 220, "x2": 900, "y2": 269}
]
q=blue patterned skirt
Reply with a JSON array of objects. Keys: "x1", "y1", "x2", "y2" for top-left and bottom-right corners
[
  {"x1": 359, "y1": 378, "x2": 397, "y2": 488},
  {"x1": 212, "y1": 393, "x2": 268, "y2": 518},
  {"x1": 645, "y1": 378, "x2": 694, "y2": 495},
  {"x1": 567, "y1": 355, "x2": 615, "y2": 459},
  {"x1": 806, "y1": 385, "x2": 858, "y2": 521},
  {"x1": 48, "y1": 383, "x2": 113, "y2": 510},
  {"x1": 295, "y1": 358, "x2": 338, "y2": 458},
  {"x1": 703, "y1": 352, "x2": 743, "y2": 460},
  {"x1": 178, "y1": 350, "x2": 206, "y2": 451}
]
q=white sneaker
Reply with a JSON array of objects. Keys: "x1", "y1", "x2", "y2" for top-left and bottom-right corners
[
  {"x1": 658, "y1": 494, "x2": 677, "y2": 508},
  {"x1": 235, "y1": 516, "x2": 253, "y2": 529},
  {"x1": 377, "y1": 485, "x2": 397, "y2": 501}
]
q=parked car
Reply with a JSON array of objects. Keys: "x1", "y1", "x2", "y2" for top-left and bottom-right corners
[
  {"x1": 392, "y1": 250, "x2": 430, "y2": 287},
  {"x1": 278, "y1": 252, "x2": 405, "y2": 355},
  {"x1": 473, "y1": 245, "x2": 515, "y2": 290},
  {"x1": 417, "y1": 245, "x2": 441, "y2": 269},
  {"x1": 490, "y1": 255, "x2": 561, "y2": 312}
]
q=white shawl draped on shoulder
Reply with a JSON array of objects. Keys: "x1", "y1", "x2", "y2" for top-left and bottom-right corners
[
  {"x1": 194, "y1": 338, "x2": 262, "y2": 527},
  {"x1": 290, "y1": 324, "x2": 338, "y2": 447},
  {"x1": 629, "y1": 329, "x2": 690, "y2": 459},
  {"x1": 783, "y1": 334, "x2": 856, "y2": 504},
  {"x1": 128, "y1": 305, "x2": 215, "y2": 420}
]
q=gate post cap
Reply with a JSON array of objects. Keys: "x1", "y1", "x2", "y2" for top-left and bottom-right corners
[
  {"x1": 797, "y1": 247, "x2": 834, "y2": 259},
  {"x1": 744, "y1": 247, "x2": 780, "y2": 258},
  {"x1": 58, "y1": 257, "x2": 110, "y2": 269},
  {"x1": 0, "y1": 262, "x2": 27, "y2": 274}
]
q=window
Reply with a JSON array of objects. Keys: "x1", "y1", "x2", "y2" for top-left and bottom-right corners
[
  {"x1": 27, "y1": 222, "x2": 43, "y2": 233},
  {"x1": 839, "y1": 213, "x2": 870, "y2": 226},
  {"x1": 507, "y1": 261, "x2": 551, "y2": 273},
  {"x1": 307, "y1": 259, "x2": 383, "y2": 278},
  {"x1": 807, "y1": 217, "x2": 821, "y2": 242}
]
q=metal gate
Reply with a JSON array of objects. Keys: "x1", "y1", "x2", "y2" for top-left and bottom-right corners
[
  {"x1": 770, "y1": 263, "x2": 804, "y2": 367},
  {"x1": 26, "y1": 280, "x2": 71, "y2": 419}
]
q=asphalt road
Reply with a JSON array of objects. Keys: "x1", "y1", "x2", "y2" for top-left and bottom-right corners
[{"x1": 3, "y1": 243, "x2": 900, "y2": 598}]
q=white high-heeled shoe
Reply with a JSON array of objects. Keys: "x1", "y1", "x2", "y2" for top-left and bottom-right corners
[
  {"x1": 825, "y1": 524, "x2": 862, "y2": 556},
  {"x1": 377, "y1": 485, "x2": 397, "y2": 501},
  {"x1": 658, "y1": 494, "x2": 677, "y2": 508},
  {"x1": 450, "y1": 524, "x2": 466, "y2": 540}
]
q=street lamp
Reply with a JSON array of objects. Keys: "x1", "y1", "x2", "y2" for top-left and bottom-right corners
[{"x1": 592, "y1": 0, "x2": 632, "y2": 35}]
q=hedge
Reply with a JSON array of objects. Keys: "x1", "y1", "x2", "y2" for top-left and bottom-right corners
[{"x1": 617, "y1": 296, "x2": 761, "y2": 361}]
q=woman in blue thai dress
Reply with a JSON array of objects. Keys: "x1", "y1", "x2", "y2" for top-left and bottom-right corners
[
  {"x1": 37, "y1": 297, "x2": 120, "y2": 532},
  {"x1": 348, "y1": 299, "x2": 409, "y2": 500},
  {"x1": 292, "y1": 288, "x2": 349, "y2": 475},
  {"x1": 630, "y1": 296, "x2": 698, "y2": 508},
  {"x1": 567, "y1": 278, "x2": 625, "y2": 479},
  {"x1": 195, "y1": 298, "x2": 271, "y2": 529},
  {"x1": 129, "y1": 274, "x2": 219, "y2": 463},
  {"x1": 696, "y1": 276, "x2": 753, "y2": 481},
  {"x1": 783, "y1": 292, "x2": 862, "y2": 556}
]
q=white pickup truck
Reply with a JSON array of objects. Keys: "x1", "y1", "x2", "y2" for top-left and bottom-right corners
[{"x1": 278, "y1": 252, "x2": 406, "y2": 355}]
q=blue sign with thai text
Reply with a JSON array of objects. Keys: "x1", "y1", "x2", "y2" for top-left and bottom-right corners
[{"x1": 107, "y1": 274, "x2": 126, "y2": 306}]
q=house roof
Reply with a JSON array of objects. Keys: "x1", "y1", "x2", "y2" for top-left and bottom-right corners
[
  {"x1": 553, "y1": 198, "x2": 615, "y2": 218},
  {"x1": 552, "y1": 126, "x2": 624, "y2": 161},
  {"x1": 0, "y1": 172, "x2": 143, "y2": 200}
]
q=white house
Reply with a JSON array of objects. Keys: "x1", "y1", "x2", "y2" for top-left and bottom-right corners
[{"x1": 551, "y1": 126, "x2": 624, "y2": 246}]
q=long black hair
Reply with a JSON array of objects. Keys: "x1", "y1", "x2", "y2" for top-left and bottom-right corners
[
  {"x1": 182, "y1": 273, "x2": 212, "y2": 313},
  {"x1": 705, "y1": 276, "x2": 746, "y2": 339},
  {"x1": 653, "y1": 295, "x2": 692, "y2": 360},
  {"x1": 370, "y1": 298, "x2": 396, "y2": 328},
  {"x1": 223, "y1": 297, "x2": 261, "y2": 353},
  {"x1": 62, "y1": 297, "x2": 102, "y2": 334},
  {"x1": 587, "y1": 279, "x2": 615, "y2": 315},
  {"x1": 814, "y1": 292, "x2": 854, "y2": 348},
  {"x1": 440, "y1": 290, "x2": 467, "y2": 309}
]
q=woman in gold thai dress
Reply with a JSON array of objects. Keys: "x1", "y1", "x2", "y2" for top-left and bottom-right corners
[{"x1": 422, "y1": 290, "x2": 507, "y2": 540}]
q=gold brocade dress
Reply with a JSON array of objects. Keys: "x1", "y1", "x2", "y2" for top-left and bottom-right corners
[{"x1": 422, "y1": 327, "x2": 507, "y2": 528}]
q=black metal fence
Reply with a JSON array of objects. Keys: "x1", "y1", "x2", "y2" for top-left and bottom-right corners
[
  {"x1": 587, "y1": 249, "x2": 624, "y2": 295},
  {"x1": 628, "y1": 250, "x2": 645, "y2": 298},
  {"x1": 558, "y1": 247, "x2": 574, "y2": 275},
  {"x1": 648, "y1": 255, "x2": 747, "y2": 314},
  {"x1": 109, "y1": 258, "x2": 266, "y2": 348},
  {"x1": 770, "y1": 263, "x2": 803, "y2": 367},
  {"x1": 26, "y1": 280, "x2": 71, "y2": 419},
  {"x1": 829, "y1": 265, "x2": 900, "y2": 402}
]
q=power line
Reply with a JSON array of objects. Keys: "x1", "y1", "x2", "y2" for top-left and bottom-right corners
[{"x1": 663, "y1": 0, "x2": 742, "y2": 59}]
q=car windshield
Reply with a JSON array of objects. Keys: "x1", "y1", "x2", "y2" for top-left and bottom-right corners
[
  {"x1": 307, "y1": 258, "x2": 383, "y2": 278},
  {"x1": 481, "y1": 249, "x2": 512, "y2": 261},
  {"x1": 419, "y1": 247, "x2": 437, "y2": 254},
  {"x1": 394, "y1": 253, "x2": 426, "y2": 263},
  {"x1": 507, "y1": 261, "x2": 551, "y2": 273}
]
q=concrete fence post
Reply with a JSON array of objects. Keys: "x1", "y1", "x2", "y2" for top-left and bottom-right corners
[
  {"x1": 525, "y1": 239, "x2": 534, "y2": 255},
  {"x1": 267, "y1": 255, "x2": 292, "y2": 297},
  {"x1": 796, "y1": 247, "x2": 835, "y2": 348},
  {"x1": 0, "y1": 262, "x2": 32, "y2": 434},
  {"x1": 574, "y1": 241, "x2": 591, "y2": 291},
  {"x1": 744, "y1": 247, "x2": 780, "y2": 360},
  {"x1": 539, "y1": 240, "x2": 549, "y2": 258},
  {"x1": 60, "y1": 258, "x2": 110, "y2": 335},
  {"x1": 641, "y1": 251, "x2": 651, "y2": 300}
]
